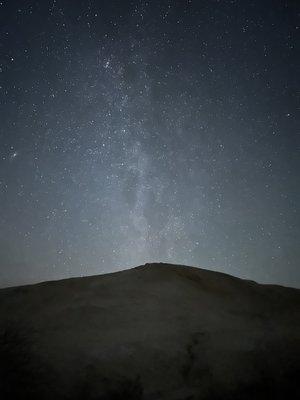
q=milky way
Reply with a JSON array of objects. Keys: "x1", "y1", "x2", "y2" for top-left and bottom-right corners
[{"x1": 0, "y1": 0, "x2": 298, "y2": 287}]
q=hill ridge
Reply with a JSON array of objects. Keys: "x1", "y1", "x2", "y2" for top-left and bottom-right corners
[{"x1": 1, "y1": 262, "x2": 298, "y2": 292}]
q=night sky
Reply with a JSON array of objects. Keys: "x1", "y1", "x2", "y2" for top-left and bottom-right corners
[{"x1": 0, "y1": 0, "x2": 299, "y2": 288}]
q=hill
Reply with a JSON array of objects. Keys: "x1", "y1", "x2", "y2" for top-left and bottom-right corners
[{"x1": 0, "y1": 263, "x2": 299, "y2": 399}]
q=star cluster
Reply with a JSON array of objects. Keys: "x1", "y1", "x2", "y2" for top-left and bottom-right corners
[{"x1": 0, "y1": 0, "x2": 298, "y2": 287}]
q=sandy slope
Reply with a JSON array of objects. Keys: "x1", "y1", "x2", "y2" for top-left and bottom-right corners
[{"x1": 0, "y1": 263, "x2": 299, "y2": 399}]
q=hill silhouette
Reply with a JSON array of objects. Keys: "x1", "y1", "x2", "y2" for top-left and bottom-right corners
[{"x1": 0, "y1": 263, "x2": 299, "y2": 399}]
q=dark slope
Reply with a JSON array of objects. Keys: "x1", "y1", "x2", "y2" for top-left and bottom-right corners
[{"x1": 0, "y1": 263, "x2": 299, "y2": 400}]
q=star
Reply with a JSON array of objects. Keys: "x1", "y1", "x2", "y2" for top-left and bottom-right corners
[{"x1": 10, "y1": 151, "x2": 18, "y2": 159}]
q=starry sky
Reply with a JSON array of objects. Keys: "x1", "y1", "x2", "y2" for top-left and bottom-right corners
[{"x1": 0, "y1": 0, "x2": 299, "y2": 288}]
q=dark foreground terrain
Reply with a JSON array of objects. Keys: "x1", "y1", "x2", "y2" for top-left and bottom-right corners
[{"x1": 0, "y1": 263, "x2": 299, "y2": 399}]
